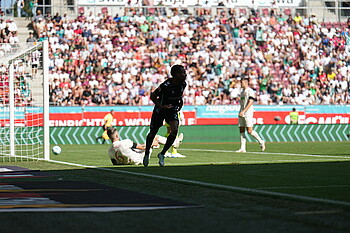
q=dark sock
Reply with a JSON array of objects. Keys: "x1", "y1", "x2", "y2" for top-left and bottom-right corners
[
  {"x1": 145, "y1": 133, "x2": 155, "y2": 156},
  {"x1": 161, "y1": 134, "x2": 176, "y2": 155}
]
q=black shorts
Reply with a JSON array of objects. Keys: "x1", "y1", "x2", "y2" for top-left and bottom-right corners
[{"x1": 150, "y1": 107, "x2": 179, "y2": 130}]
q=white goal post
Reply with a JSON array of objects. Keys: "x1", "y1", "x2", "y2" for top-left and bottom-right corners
[{"x1": 0, "y1": 40, "x2": 50, "y2": 162}]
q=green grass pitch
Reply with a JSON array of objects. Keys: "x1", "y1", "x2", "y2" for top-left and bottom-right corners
[{"x1": 1, "y1": 141, "x2": 350, "y2": 232}]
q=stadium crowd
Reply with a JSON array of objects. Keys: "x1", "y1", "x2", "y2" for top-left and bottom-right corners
[
  {"x1": 2, "y1": 6, "x2": 350, "y2": 107},
  {"x1": 0, "y1": 10, "x2": 24, "y2": 107}
]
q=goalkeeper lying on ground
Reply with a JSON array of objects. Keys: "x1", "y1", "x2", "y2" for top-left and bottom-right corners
[{"x1": 107, "y1": 127, "x2": 184, "y2": 165}]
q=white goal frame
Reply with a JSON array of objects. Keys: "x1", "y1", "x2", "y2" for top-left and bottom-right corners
[{"x1": 0, "y1": 40, "x2": 50, "y2": 161}]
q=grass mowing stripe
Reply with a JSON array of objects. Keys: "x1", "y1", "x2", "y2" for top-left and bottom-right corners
[{"x1": 44, "y1": 159, "x2": 350, "y2": 208}]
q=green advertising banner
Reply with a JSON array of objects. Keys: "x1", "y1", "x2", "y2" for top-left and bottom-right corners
[
  {"x1": 48, "y1": 124, "x2": 349, "y2": 145},
  {"x1": 1, "y1": 124, "x2": 348, "y2": 145}
]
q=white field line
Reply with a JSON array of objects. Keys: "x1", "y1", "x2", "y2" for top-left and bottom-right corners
[
  {"x1": 42, "y1": 159, "x2": 350, "y2": 168},
  {"x1": 256, "y1": 185, "x2": 350, "y2": 190},
  {"x1": 294, "y1": 210, "x2": 343, "y2": 215},
  {"x1": 42, "y1": 158, "x2": 350, "y2": 208},
  {"x1": 0, "y1": 206, "x2": 197, "y2": 213},
  {"x1": 152, "y1": 159, "x2": 350, "y2": 166},
  {"x1": 62, "y1": 148, "x2": 350, "y2": 160},
  {"x1": 180, "y1": 148, "x2": 350, "y2": 159}
]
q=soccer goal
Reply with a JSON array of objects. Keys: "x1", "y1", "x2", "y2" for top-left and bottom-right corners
[{"x1": 0, "y1": 41, "x2": 50, "y2": 162}]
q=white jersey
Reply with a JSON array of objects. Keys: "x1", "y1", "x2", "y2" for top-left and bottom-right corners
[
  {"x1": 108, "y1": 139, "x2": 144, "y2": 165},
  {"x1": 239, "y1": 87, "x2": 255, "y2": 116}
]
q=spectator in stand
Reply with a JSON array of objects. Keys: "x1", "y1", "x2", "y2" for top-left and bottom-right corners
[
  {"x1": 7, "y1": 18, "x2": 18, "y2": 33},
  {"x1": 30, "y1": 0, "x2": 38, "y2": 17},
  {"x1": 26, "y1": 31, "x2": 37, "y2": 44},
  {"x1": 32, "y1": 10, "x2": 45, "y2": 34},
  {"x1": 17, "y1": 0, "x2": 24, "y2": 17},
  {"x1": 34, "y1": 8, "x2": 349, "y2": 107}
]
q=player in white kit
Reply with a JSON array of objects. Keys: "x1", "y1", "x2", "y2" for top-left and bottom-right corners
[
  {"x1": 236, "y1": 78, "x2": 265, "y2": 152},
  {"x1": 107, "y1": 127, "x2": 183, "y2": 165}
]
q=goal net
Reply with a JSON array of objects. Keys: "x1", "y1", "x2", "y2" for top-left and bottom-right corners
[{"x1": 0, "y1": 41, "x2": 50, "y2": 162}]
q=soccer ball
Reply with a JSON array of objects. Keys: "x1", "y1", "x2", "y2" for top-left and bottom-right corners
[
  {"x1": 52, "y1": 146, "x2": 62, "y2": 155},
  {"x1": 274, "y1": 116, "x2": 281, "y2": 121}
]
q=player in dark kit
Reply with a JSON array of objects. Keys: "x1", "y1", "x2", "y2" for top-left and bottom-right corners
[{"x1": 143, "y1": 65, "x2": 187, "y2": 167}]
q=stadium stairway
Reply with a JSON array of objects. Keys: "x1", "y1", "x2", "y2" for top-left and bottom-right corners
[
  {"x1": 308, "y1": 0, "x2": 339, "y2": 22},
  {"x1": 13, "y1": 17, "x2": 44, "y2": 107},
  {"x1": 14, "y1": 17, "x2": 33, "y2": 43}
]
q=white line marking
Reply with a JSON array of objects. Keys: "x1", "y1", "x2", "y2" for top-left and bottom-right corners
[
  {"x1": 42, "y1": 159, "x2": 350, "y2": 208},
  {"x1": 62, "y1": 148, "x2": 350, "y2": 159},
  {"x1": 294, "y1": 210, "x2": 342, "y2": 215},
  {"x1": 0, "y1": 206, "x2": 197, "y2": 213},
  {"x1": 165, "y1": 159, "x2": 350, "y2": 166},
  {"x1": 256, "y1": 185, "x2": 350, "y2": 190},
  {"x1": 38, "y1": 159, "x2": 350, "y2": 167},
  {"x1": 180, "y1": 148, "x2": 350, "y2": 159}
]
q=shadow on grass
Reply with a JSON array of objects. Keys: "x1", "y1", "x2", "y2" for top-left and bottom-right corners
[{"x1": 0, "y1": 161, "x2": 350, "y2": 233}]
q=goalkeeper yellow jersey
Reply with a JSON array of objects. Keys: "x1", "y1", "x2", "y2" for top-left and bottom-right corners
[{"x1": 104, "y1": 113, "x2": 114, "y2": 127}]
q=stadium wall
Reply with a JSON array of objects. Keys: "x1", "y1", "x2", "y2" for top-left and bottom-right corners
[
  {"x1": 44, "y1": 105, "x2": 349, "y2": 127},
  {"x1": 2, "y1": 105, "x2": 348, "y2": 127},
  {"x1": 49, "y1": 124, "x2": 349, "y2": 145}
]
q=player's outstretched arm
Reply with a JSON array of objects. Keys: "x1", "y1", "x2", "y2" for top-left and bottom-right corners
[{"x1": 136, "y1": 143, "x2": 146, "y2": 150}]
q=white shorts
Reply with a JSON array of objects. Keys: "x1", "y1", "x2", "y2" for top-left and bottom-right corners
[
  {"x1": 238, "y1": 115, "x2": 254, "y2": 128},
  {"x1": 109, "y1": 148, "x2": 152, "y2": 165},
  {"x1": 128, "y1": 148, "x2": 153, "y2": 165}
]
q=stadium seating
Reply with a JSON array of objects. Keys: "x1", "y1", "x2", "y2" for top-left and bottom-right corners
[{"x1": 12, "y1": 7, "x2": 349, "y2": 106}]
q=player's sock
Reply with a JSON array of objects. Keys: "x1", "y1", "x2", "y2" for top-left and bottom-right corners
[
  {"x1": 171, "y1": 147, "x2": 177, "y2": 154},
  {"x1": 240, "y1": 133, "x2": 247, "y2": 151},
  {"x1": 250, "y1": 130, "x2": 263, "y2": 144},
  {"x1": 144, "y1": 134, "x2": 155, "y2": 167}
]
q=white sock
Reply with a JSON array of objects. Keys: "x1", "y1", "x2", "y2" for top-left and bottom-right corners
[
  {"x1": 250, "y1": 130, "x2": 263, "y2": 144},
  {"x1": 240, "y1": 133, "x2": 247, "y2": 150}
]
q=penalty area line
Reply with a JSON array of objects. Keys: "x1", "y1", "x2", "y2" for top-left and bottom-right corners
[
  {"x1": 43, "y1": 158, "x2": 350, "y2": 208},
  {"x1": 180, "y1": 148, "x2": 350, "y2": 159},
  {"x1": 256, "y1": 184, "x2": 350, "y2": 190},
  {"x1": 161, "y1": 158, "x2": 350, "y2": 166},
  {"x1": 62, "y1": 149, "x2": 350, "y2": 159}
]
